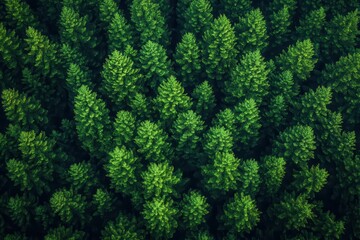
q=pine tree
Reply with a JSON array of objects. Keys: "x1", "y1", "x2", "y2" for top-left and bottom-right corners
[
  {"x1": 113, "y1": 111, "x2": 136, "y2": 148},
  {"x1": 225, "y1": 50, "x2": 269, "y2": 105},
  {"x1": 203, "y1": 126, "x2": 233, "y2": 159},
  {"x1": 273, "y1": 125, "x2": 316, "y2": 168},
  {"x1": 142, "y1": 197, "x2": 178, "y2": 239},
  {"x1": 135, "y1": 121, "x2": 173, "y2": 163},
  {"x1": 174, "y1": 33, "x2": 202, "y2": 89},
  {"x1": 60, "y1": 43, "x2": 88, "y2": 71},
  {"x1": 65, "y1": 63, "x2": 92, "y2": 102},
  {"x1": 235, "y1": 9, "x2": 268, "y2": 54},
  {"x1": 141, "y1": 162, "x2": 182, "y2": 199},
  {"x1": 1, "y1": 89, "x2": 48, "y2": 131},
  {"x1": 311, "y1": 207, "x2": 345, "y2": 239},
  {"x1": 67, "y1": 162, "x2": 97, "y2": 193},
  {"x1": 202, "y1": 15, "x2": 238, "y2": 83},
  {"x1": 92, "y1": 188, "x2": 114, "y2": 217},
  {"x1": 263, "y1": 94, "x2": 288, "y2": 130},
  {"x1": 238, "y1": 159, "x2": 260, "y2": 197},
  {"x1": 212, "y1": 108, "x2": 236, "y2": 139},
  {"x1": 154, "y1": 76, "x2": 192, "y2": 126},
  {"x1": 233, "y1": 98, "x2": 261, "y2": 149},
  {"x1": 130, "y1": 0, "x2": 169, "y2": 46},
  {"x1": 275, "y1": 39, "x2": 317, "y2": 82},
  {"x1": 99, "y1": 0, "x2": 120, "y2": 27},
  {"x1": 260, "y1": 156, "x2": 286, "y2": 195},
  {"x1": 129, "y1": 93, "x2": 152, "y2": 121},
  {"x1": 139, "y1": 41, "x2": 173, "y2": 90},
  {"x1": 269, "y1": 70, "x2": 299, "y2": 103},
  {"x1": 101, "y1": 50, "x2": 140, "y2": 109},
  {"x1": 74, "y1": 85, "x2": 111, "y2": 158},
  {"x1": 7, "y1": 195, "x2": 32, "y2": 229},
  {"x1": 182, "y1": 0, "x2": 213, "y2": 38},
  {"x1": 180, "y1": 191, "x2": 210, "y2": 230},
  {"x1": 105, "y1": 146, "x2": 140, "y2": 195},
  {"x1": 221, "y1": 192, "x2": 260, "y2": 234},
  {"x1": 268, "y1": 6, "x2": 291, "y2": 48},
  {"x1": 101, "y1": 213, "x2": 144, "y2": 240},
  {"x1": 108, "y1": 12, "x2": 134, "y2": 53},
  {"x1": 191, "y1": 81, "x2": 216, "y2": 121},
  {"x1": 220, "y1": 0, "x2": 252, "y2": 23},
  {"x1": 201, "y1": 152, "x2": 240, "y2": 196},
  {"x1": 0, "y1": 23, "x2": 23, "y2": 69}
]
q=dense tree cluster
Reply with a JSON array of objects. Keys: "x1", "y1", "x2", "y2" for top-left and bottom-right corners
[{"x1": 0, "y1": 0, "x2": 359, "y2": 239}]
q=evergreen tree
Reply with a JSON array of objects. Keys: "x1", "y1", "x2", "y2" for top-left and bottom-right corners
[
  {"x1": 201, "y1": 152, "x2": 240, "y2": 196},
  {"x1": 153, "y1": 76, "x2": 192, "y2": 126},
  {"x1": 142, "y1": 197, "x2": 178, "y2": 239},
  {"x1": 260, "y1": 156, "x2": 286, "y2": 195},
  {"x1": 182, "y1": 0, "x2": 213, "y2": 38},
  {"x1": 67, "y1": 162, "x2": 97, "y2": 193},
  {"x1": 263, "y1": 94, "x2": 288, "y2": 130},
  {"x1": 65, "y1": 63, "x2": 92, "y2": 102},
  {"x1": 203, "y1": 126, "x2": 233, "y2": 159},
  {"x1": 238, "y1": 159, "x2": 260, "y2": 197},
  {"x1": 180, "y1": 191, "x2": 210, "y2": 229},
  {"x1": 212, "y1": 108, "x2": 236, "y2": 139},
  {"x1": 74, "y1": 85, "x2": 111, "y2": 158},
  {"x1": 130, "y1": 0, "x2": 169, "y2": 46},
  {"x1": 99, "y1": 0, "x2": 119, "y2": 27},
  {"x1": 220, "y1": 0, "x2": 252, "y2": 23},
  {"x1": 129, "y1": 93, "x2": 152, "y2": 121},
  {"x1": 235, "y1": 9, "x2": 268, "y2": 54},
  {"x1": 221, "y1": 192, "x2": 260, "y2": 234},
  {"x1": 268, "y1": 6, "x2": 291, "y2": 48},
  {"x1": 92, "y1": 188, "x2": 114, "y2": 217},
  {"x1": 135, "y1": 120, "x2": 173, "y2": 163},
  {"x1": 191, "y1": 81, "x2": 216, "y2": 121},
  {"x1": 101, "y1": 50, "x2": 140, "y2": 109},
  {"x1": 113, "y1": 110, "x2": 136, "y2": 148},
  {"x1": 233, "y1": 98, "x2": 261, "y2": 149},
  {"x1": 105, "y1": 146, "x2": 140, "y2": 195},
  {"x1": 108, "y1": 12, "x2": 134, "y2": 53},
  {"x1": 202, "y1": 15, "x2": 238, "y2": 83},
  {"x1": 7, "y1": 195, "x2": 31, "y2": 229},
  {"x1": 225, "y1": 50, "x2": 269, "y2": 105},
  {"x1": 139, "y1": 41, "x2": 173, "y2": 90},
  {"x1": 275, "y1": 39, "x2": 317, "y2": 82},
  {"x1": 141, "y1": 162, "x2": 182, "y2": 199},
  {"x1": 174, "y1": 33, "x2": 202, "y2": 88},
  {"x1": 269, "y1": 70, "x2": 298, "y2": 103},
  {"x1": 44, "y1": 226, "x2": 85, "y2": 240},
  {"x1": 0, "y1": 23, "x2": 23, "y2": 69},
  {"x1": 273, "y1": 125, "x2": 316, "y2": 168},
  {"x1": 101, "y1": 213, "x2": 144, "y2": 240}
]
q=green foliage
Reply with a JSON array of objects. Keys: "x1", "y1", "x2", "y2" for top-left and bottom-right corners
[
  {"x1": 142, "y1": 197, "x2": 178, "y2": 239},
  {"x1": 220, "y1": 0, "x2": 252, "y2": 23},
  {"x1": 291, "y1": 165, "x2": 329, "y2": 196},
  {"x1": 312, "y1": 209, "x2": 345, "y2": 239},
  {"x1": 272, "y1": 193, "x2": 314, "y2": 230},
  {"x1": 273, "y1": 125, "x2": 316, "y2": 167},
  {"x1": 260, "y1": 156, "x2": 286, "y2": 195},
  {"x1": 44, "y1": 226, "x2": 85, "y2": 240},
  {"x1": 275, "y1": 39, "x2": 317, "y2": 82},
  {"x1": 269, "y1": 70, "x2": 298, "y2": 103},
  {"x1": 108, "y1": 12, "x2": 134, "y2": 53},
  {"x1": 212, "y1": 108, "x2": 236, "y2": 138},
  {"x1": 238, "y1": 159, "x2": 260, "y2": 196},
  {"x1": 65, "y1": 63, "x2": 92, "y2": 102},
  {"x1": 0, "y1": 23, "x2": 23, "y2": 69},
  {"x1": 135, "y1": 120, "x2": 173, "y2": 163},
  {"x1": 67, "y1": 162, "x2": 97, "y2": 193},
  {"x1": 203, "y1": 126, "x2": 233, "y2": 158},
  {"x1": 142, "y1": 162, "x2": 182, "y2": 199},
  {"x1": 154, "y1": 76, "x2": 192, "y2": 126},
  {"x1": 235, "y1": 9, "x2": 268, "y2": 54},
  {"x1": 225, "y1": 50, "x2": 269, "y2": 104},
  {"x1": 99, "y1": 0, "x2": 119, "y2": 27},
  {"x1": 7, "y1": 195, "x2": 31, "y2": 228},
  {"x1": 264, "y1": 94, "x2": 287, "y2": 129},
  {"x1": 113, "y1": 110, "x2": 136, "y2": 147},
  {"x1": 202, "y1": 15, "x2": 238, "y2": 82},
  {"x1": 129, "y1": 93, "x2": 151, "y2": 121},
  {"x1": 101, "y1": 213, "x2": 144, "y2": 240},
  {"x1": 74, "y1": 85, "x2": 111, "y2": 158},
  {"x1": 221, "y1": 192, "x2": 260, "y2": 234},
  {"x1": 101, "y1": 50, "x2": 140, "y2": 108},
  {"x1": 174, "y1": 33, "x2": 202, "y2": 88},
  {"x1": 268, "y1": 6, "x2": 291, "y2": 47},
  {"x1": 182, "y1": 0, "x2": 213, "y2": 38},
  {"x1": 180, "y1": 191, "x2": 210, "y2": 229},
  {"x1": 92, "y1": 189, "x2": 113, "y2": 217},
  {"x1": 105, "y1": 146, "x2": 140, "y2": 195},
  {"x1": 191, "y1": 81, "x2": 216, "y2": 120}
]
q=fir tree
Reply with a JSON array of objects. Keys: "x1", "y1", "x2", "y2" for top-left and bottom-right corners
[
  {"x1": 108, "y1": 12, "x2": 134, "y2": 53},
  {"x1": 129, "y1": 93, "x2": 152, "y2": 121},
  {"x1": 269, "y1": 70, "x2": 298, "y2": 103},
  {"x1": 7, "y1": 195, "x2": 31, "y2": 229},
  {"x1": 67, "y1": 162, "x2": 97, "y2": 193},
  {"x1": 212, "y1": 108, "x2": 236, "y2": 139},
  {"x1": 182, "y1": 0, "x2": 213, "y2": 38},
  {"x1": 191, "y1": 81, "x2": 216, "y2": 121},
  {"x1": 101, "y1": 213, "x2": 144, "y2": 240},
  {"x1": 113, "y1": 111, "x2": 136, "y2": 148},
  {"x1": 268, "y1": 6, "x2": 291, "y2": 48},
  {"x1": 180, "y1": 191, "x2": 210, "y2": 229},
  {"x1": 238, "y1": 159, "x2": 260, "y2": 197},
  {"x1": 92, "y1": 188, "x2": 114, "y2": 217},
  {"x1": 0, "y1": 23, "x2": 23, "y2": 69},
  {"x1": 44, "y1": 226, "x2": 85, "y2": 240},
  {"x1": 99, "y1": 0, "x2": 119, "y2": 27},
  {"x1": 235, "y1": 9, "x2": 268, "y2": 54},
  {"x1": 260, "y1": 156, "x2": 286, "y2": 195},
  {"x1": 203, "y1": 126, "x2": 233, "y2": 159},
  {"x1": 65, "y1": 63, "x2": 92, "y2": 102},
  {"x1": 220, "y1": 0, "x2": 252, "y2": 23},
  {"x1": 174, "y1": 33, "x2": 202, "y2": 88},
  {"x1": 263, "y1": 94, "x2": 288, "y2": 130}
]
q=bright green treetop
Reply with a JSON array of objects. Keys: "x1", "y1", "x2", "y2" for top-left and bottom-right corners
[
  {"x1": 238, "y1": 159, "x2": 260, "y2": 197},
  {"x1": 108, "y1": 12, "x2": 134, "y2": 53},
  {"x1": 203, "y1": 126, "x2": 233, "y2": 159},
  {"x1": 191, "y1": 81, "x2": 216, "y2": 121},
  {"x1": 113, "y1": 110, "x2": 136, "y2": 148},
  {"x1": 101, "y1": 213, "x2": 144, "y2": 240},
  {"x1": 180, "y1": 191, "x2": 210, "y2": 229}
]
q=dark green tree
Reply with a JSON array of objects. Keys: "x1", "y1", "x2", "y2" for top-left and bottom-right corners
[
  {"x1": 182, "y1": 0, "x2": 213, "y2": 38},
  {"x1": 44, "y1": 226, "x2": 85, "y2": 240},
  {"x1": 220, "y1": 0, "x2": 252, "y2": 23},
  {"x1": 238, "y1": 159, "x2": 260, "y2": 197},
  {"x1": 180, "y1": 191, "x2": 210, "y2": 230},
  {"x1": 7, "y1": 195, "x2": 32, "y2": 229},
  {"x1": 108, "y1": 12, "x2": 134, "y2": 53},
  {"x1": 191, "y1": 81, "x2": 216, "y2": 121},
  {"x1": 92, "y1": 188, "x2": 114, "y2": 217},
  {"x1": 129, "y1": 93, "x2": 152, "y2": 121},
  {"x1": 67, "y1": 162, "x2": 97, "y2": 193},
  {"x1": 203, "y1": 126, "x2": 233, "y2": 159},
  {"x1": 101, "y1": 213, "x2": 144, "y2": 240},
  {"x1": 260, "y1": 156, "x2": 286, "y2": 195},
  {"x1": 65, "y1": 63, "x2": 92, "y2": 102},
  {"x1": 268, "y1": 6, "x2": 291, "y2": 48},
  {"x1": 0, "y1": 23, "x2": 23, "y2": 69},
  {"x1": 99, "y1": 0, "x2": 119, "y2": 27},
  {"x1": 263, "y1": 94, "x2": 288, "y2": 130}
]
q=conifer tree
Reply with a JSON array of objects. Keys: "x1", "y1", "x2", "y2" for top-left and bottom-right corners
[
  {"x1": 67, "y1": 162, "x2": 97, "y2": 193},
  {"x1": 263, "y1": 94, "x2": 287, "y2": 130},
  {"x1": 174, "y1": 33, "x2": 202, "y2": 88},
  {"x1": 92, "y1": 188, "x2": 114, "y2": 217},
  {"x1": 44, "y1": 226, "x2": 85, "y2": 240},
  {"x1": 273, "y1": 125, "x2": 316, "y2": 168},
  {"x1": 201, "y1": 152, "x2": 240, "y2": 196},
  {"x1": 212, "y1": 108, "x2": 236, "y2": 139},
  {"x1": 203, "y1": 126, "x2": 233, "y2": 159},
  {"x1": 139, "y1": 41, "x2": 173, "y2": 90},
  {"x1": 142, "y1": 197, "x2": 178, "y2": 239},
  {"x1": 268, "y1": 6, "x2": 291, "y2": 48},
  {"x1": 99, "y1": 0, "x2": 119, "y2": 27},
  {"x1": 171, "y1": 110, "x2": 205, "y2": 162},
  {"x1": 101, "y1": 213, "x2": 144, "y2": 240},
  {"x1": 141, "y1": 162, "x2": 182, "y2": 199},
  {"x1": 24, "y1": 27, "x2": 60, "y2": 78},
  {"x1": 154, "y1": 76, "x2": 192, "y2": 126},
  {"x1": 130, "y1": 0, "x2": 169, "y2": 46},
  {"x1": 135, "y1": 121, "x2": 173, "y2": 163},
  {"x1": 74, "y1": 85, "x2": 111, "y2": 158},
  {"x1": 180, "y1": 191, "x2": 210, "y2": 229},
  {"x1": 191, "y1": 81, "x2": 216, "y2": 121},
  {"x1": 221, "y1": 192, "x2": 260, "y2": 234},
  {"x1": 182, "y1": 0, "x2": 213, "y2": 38},
  {"x1": 66, "y1": 63, "x2": 92, "y2": 102},
  {"x1": 1, "y1": 89, "x2": 48, "y2": 131},
  {"x1": 113, "y1": 111, "x2": 136, "y2": 148},
  {"x1": 269, "y1": 70, "x2": 298, "y2": 103},
  {"x1": 275, "y1": 39, "x2": 317, "y2": 82},
  {"x1": 225, "y1": 50, "x2": 269, "y2": 105},
  {"x1": 129, "y1": 93, "x2": 152, "y2": 121},
  {"x1": 108, "y1": 12, "x2": 134, "y2": 53},
  {"x1": 260, "y1": 156, "x2": 286, "y2": 195},
  {"x1": 7, "y1": 195, "x2": 31, "y2": 229},
  {"x1": 202, "y1": 15, "x2": 238, "y2": 83},
  {"x1": 268, "y1": 0, "x2": 297, "y2": 16},
  {"x1": 105, "y1": 146, "x2": 140, "y2": 195},
  {"x1": 235, "y1": 9, "x2": 268, "y2": 54},
  {"x1": 233, "y1": 98, "x2": 261, "y2": 149},
  {"x1": 238, "y1": 159, "x2": 260, "y2": 197},
  {"x1": 220, "y1": 0, "x2": 252, "y2": 23},
  {"x1": 60, "y1": 43, "x2": 88, "y2": 71},
  {"x1": 101, "y1": 50, "x2": 140, "y2": 109},
  {"x1": 0, "y1": 23, "x2": 23, "y2": 69}
]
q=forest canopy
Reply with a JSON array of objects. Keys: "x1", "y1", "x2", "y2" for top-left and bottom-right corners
[{"x1": 0, "y1": 0, "x2": 359, "y2": 239}]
